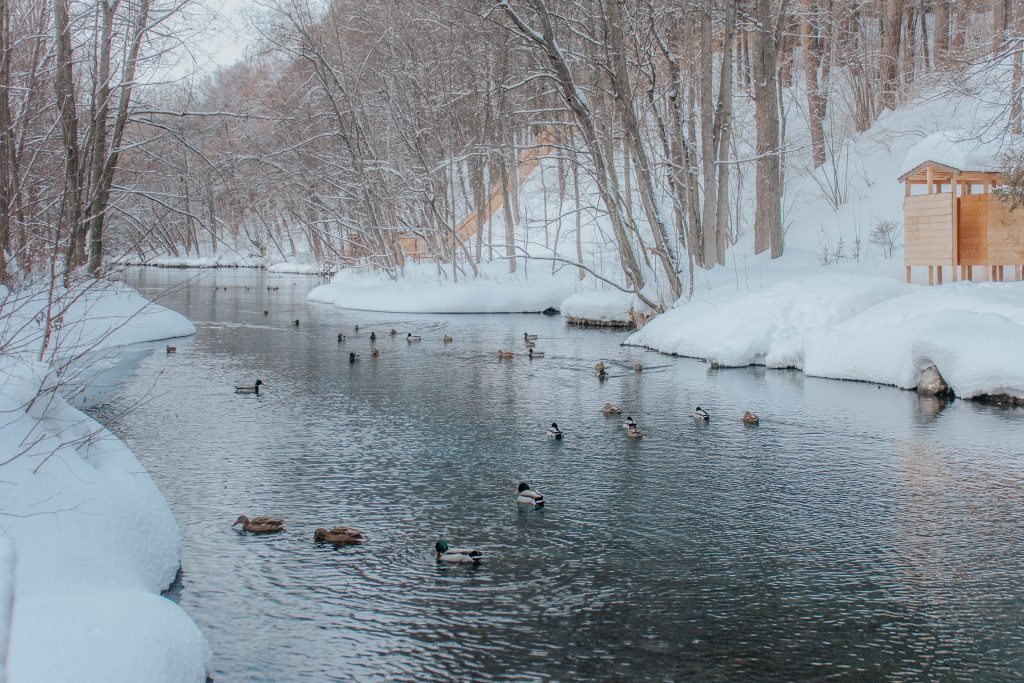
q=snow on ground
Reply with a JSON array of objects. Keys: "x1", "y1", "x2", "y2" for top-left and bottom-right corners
[
  {"x1": 0, "y1": 540, "x2": 12, "y2": 683},
  {"x1": 0, "y1": 281, "x2": 209, "y2": 682},
  {"x1": 629, "y1": 273, "x2": 1024, "y2": 400},
  {"x1": 120, "y1": 253, "x2": 334, "y2": 275},
  {"x1": 310, "y1": 261, "x2": 580, "y2": 313},
  {"x1": 560, "y1": 290, "x2": 636, "y2": 324}
]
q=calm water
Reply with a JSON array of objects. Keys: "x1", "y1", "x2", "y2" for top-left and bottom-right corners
[{"x1": 86, "y1": 268, "x2": 1024, "y2": 682}]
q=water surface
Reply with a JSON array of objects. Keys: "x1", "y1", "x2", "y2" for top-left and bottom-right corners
[{"x1": 89, "y1": 268, "x2": 1024, "y2": 681}]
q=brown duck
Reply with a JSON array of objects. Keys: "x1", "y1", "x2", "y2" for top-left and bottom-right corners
[
  {"x1": 314, "y1": 526, "x2": 366, "y2": 545},
  {"x1": 232, "y1": 515, "x2": 284, "y2": 533}
]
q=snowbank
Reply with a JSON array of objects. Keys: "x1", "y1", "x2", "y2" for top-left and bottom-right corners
[
  {"x1": 310, "y1": 261, "x2": 578, "y2": 313},
  {"x1": 0, "y1": 282, "x2": 209, "y2": 682},
  {"x1": 0, "y1": 540, "x2": 12, "y2": 683},
  {"x1": 629, "y1": 274, "x2": 1024, "y2": 400},
  {"x1": 560, "y1": 290, "x2": 636, "y2": 325},
  {"x1": 121, "y1": 253, "x2": 334, "y2": 275}
]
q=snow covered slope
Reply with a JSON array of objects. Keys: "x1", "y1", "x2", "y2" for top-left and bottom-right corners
[{"x1": 0, "y1": 282, "x2": 209, "y2": 682}]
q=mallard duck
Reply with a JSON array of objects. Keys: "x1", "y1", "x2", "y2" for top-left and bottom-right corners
[
  {"x1": 516, "y1": 482, "x2": 545, "y2": 507},
  {"x1": 524, "y1": 339, "x2": 536, "y2": 348},
  {"x1": 443, "y1": 335, "x2": 454, "y2": 343},
  {"x1": 694, "y1": 407, "x2": 710, "y2": 421},
  {"x1": 627, "y1": 424, "x2": 645, "y2": 438},
  {"x1": 337, "y1": 333, "x2": 346, "y2": 342},
  {"x1": 235, "y1": 380, "x2": 263, "y2": 395},
  {"x1": 232, "y1": 515, "x2": 283, "y2": 533},
  {"x1": 263, "y1": 310, "x2": 269, "y2": 316},
  {"x1": 354, "y1": 324, "x2": 360, "y2": 332},
  {"x1": 528, "y1": 348, "x2": 544, "y2": 358},
  {"x1": 369, "y1": 331, "x2": 377, "y2": 342},
  {"x1": 623, "y1": 415, "x2": 637, "y2": 429},
  {"x1": 314, "y1": 526, "x2": 366, "y2": 545},
  {"x1": 633, "y1": 363, "x2": 643, "y2": 373},
  {"x1": 371, "y1": 347, "x2": 380, "y2": 357},
  {"x1": 602, "y1": 403, "x2": 622, "y2": 415},
  {"x1": 293, "y1": 319, "x2": 300, "y2": 326},
  {"x1": 497, "y1": 350, "x2": 515, "y2": 358},
  {"x1": 547, "y1": 422, "x2": 563, "y2": 439},
  {"x1": 389, "y1": 329, "x2": 398, "y2": 336},
  {"x1": 594, "y1": 361, "x2": 606, "y2": 373},
  {"x1": 742, "y1": 411, "x2": 760, "y2": 425},
  {"x1": 349, "y1": 352, "x2": 359, "y2": 363},
  {"x1": 166, "y1": 345, "x2": 176, "y2": 354},
  {"x1": 434, "y1": 540, "x2": 483, "y2": 564},
  {"x1": 407, "y1": 333, "x2": 421, "y2": 342},
  {"x1": 524, "y1": 332, "x2": 538, "y2": 341}
]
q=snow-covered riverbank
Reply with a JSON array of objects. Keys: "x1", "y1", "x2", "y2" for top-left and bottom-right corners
[
  {"x1": 627, "y1": 270, "x2": 1024, "y2": 402},
  {"x1": 0, "y1": 281, "x2": 209, "y2": 683},
  {"x1": 120, "y1": 253, "x2": 334, "y2": 275}
]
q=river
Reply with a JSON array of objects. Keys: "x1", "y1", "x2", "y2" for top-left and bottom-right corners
[{"x1": 86, "y1": 268, "x2": 1024, "y2": 681}]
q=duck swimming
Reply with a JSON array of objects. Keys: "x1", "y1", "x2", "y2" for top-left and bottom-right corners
[
  {"x1": 524, "y1": 332, "x2": 538, "y2": 341},
  {"x1": 623, "y1": 416, "x2": 637, "y2": 430},
  {"x1": 389, "y1": 329, "x2": 398, "y2": 336},
  {"x1": 166, "y1": 345, "x2": 176, "y2": 354},
  {"x1": 627, "y1": 424, "x2": 645, "y2": 438},
  {"x1": 407, "y1": 333, "x2": 421, "y2": 342},
  {"x1": 602, "y1": 403, "x2": 622, "y2": 415},
  {"x1": 369, "y1": 331, "x2": 376, "y2": 342},
  {"x1": 516, "y1": 482, "x2": 545, "y2": 507},
  {"x1": 547, "y1": 422, "x2": 563, "y2": 439},
  {"x1": 497, "y1": 350, "x2": 515, "y2": 358},
  {"x1": 232, "y1": 515, "x2": 283, "y2": 533},
  {"x1": 524, "y1": 339, "x2": 536, "y2": 348},
  {"x1": 443, "y1": 335, "x2": 454, "y2": 343},
  {"x1": 528, "y1": 348, "x2": 544, "y2": 358},
  {"x1": 742, "y1": 411, "x2": 760, "y2": 425},
  {"x1": 435, "y1": 540, "x2": 483, "y2": 564},
  {"x1": 293, "y1": 319, "x2": 300, "y2": 326},
  {"x1": 235, "y1": 380, "x2": 263, "y2": 395},
  {"x1": 633, "y1": 363, "x2": 643, "y2": 373},
  {"x1": 337, "y1": 333, "x2": 346, "y2": 342},
  {"x1": 694, "y1": 407, "x2": 710, "y2": 421},
  {"x1": 371, "y1": 347, "x2": 380, "y2": 357},
  {"x1": 349, "y1": 352, "x2": 359, "y2": 363},
  {"x1": 594, "y1": 361, "x2": 606, "y2": 373},
  {"x1": 314, "y1": 526, "x2": 366, "y2": 545}
]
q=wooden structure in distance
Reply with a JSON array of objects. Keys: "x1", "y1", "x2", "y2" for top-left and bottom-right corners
[{"x1": 899, "y1": 160, "x2": 1023, "y2": 284}]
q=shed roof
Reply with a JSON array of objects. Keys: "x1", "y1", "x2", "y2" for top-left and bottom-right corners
[{"x1": 898, "y1": 130, "x2": 1004, "y2": 181}]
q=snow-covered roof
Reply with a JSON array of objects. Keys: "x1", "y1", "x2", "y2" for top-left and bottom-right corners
[{"x1": 899, "y1": 130, "x2": 1004, "y2": 179}]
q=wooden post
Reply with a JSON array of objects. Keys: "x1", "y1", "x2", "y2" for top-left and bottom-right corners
[
  {"x1": 928, "y1": 265, "x2": 934, "y2": 285},
  {"x1": 936, "y1": 266, "x2": 943, "y2": 285},
  {"x1": 951, "y1": 173, "x2": 960, "y2": 285},
  {"x1": 905, "y1": 265, "x2": 912, "y2": 283},
  {"x1": 926, "y1": 166, "x2": 934, "y2": 194},
  {"x1": 998, "y1": 265, "x2": 1004, "y2": 281}
]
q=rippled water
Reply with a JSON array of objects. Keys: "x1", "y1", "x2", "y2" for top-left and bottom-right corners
[{"x1": 86, "y1": 268, "x2": 1024, "y2": 681}]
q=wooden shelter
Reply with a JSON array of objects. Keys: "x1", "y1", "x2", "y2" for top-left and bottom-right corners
[{"x1": 900, "y1": 156, "x2": 1023, "y2": 285}]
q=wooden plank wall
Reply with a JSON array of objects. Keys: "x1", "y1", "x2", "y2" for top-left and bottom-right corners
[
  {"x1": 986, "y1": 197, "x2": 1024, "y2": 264},
  {"x1": 904, "y1": 193, "x2": 953, "y2": 266},
  {"x1": 958, "y1": 194, "x2": 988, "y2": 265}
]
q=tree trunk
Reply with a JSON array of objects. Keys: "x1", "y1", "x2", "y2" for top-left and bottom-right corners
[
  {"x1": 933, "y1": 0, "x2": 949, "y2": 66},
  {"x1": 800, "y1": 0, "x2": 828, "y2": 168},
  {"x1": 55, "y1": 0, "x2": 84, "y2": 279},
  {"x1": 879, "y1": 0, "x2": 904, "y2": 110},
  {"x1": 752, "y1": 0, "x2": 787, "y2": 258}
]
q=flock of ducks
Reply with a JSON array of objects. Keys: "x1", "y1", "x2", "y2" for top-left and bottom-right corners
[{"x1": 232, "y1": 479, "x2": 548, "y2": 564}]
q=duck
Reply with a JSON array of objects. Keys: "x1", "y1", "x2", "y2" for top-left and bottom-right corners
[
  {"x1": 528, "y1": 348, "x2": 544, "y2": 358},
  {"x1": 497, "y1": 350, "x2": 515, "y2": 358},
  {"x1": 524, "y1": 332, "x2": 538, "y2": 341},
  {"x1": 349, "y1": 352, "x2": 359, "y2": 363},
  {"x1": 623, "y1": 415, "x2": 637, "y2": 430},
  {"x1": 594, "y1": 361, "x2": 606, "y2": 373},
  {"x1": 516, "y1": 482, "x2": 545, "y2": 507},
  {"x1": 232, "y1": 515, "x2": 283, "y2": 533},
  {"x1": 547, "y1": 422, "x2": 563, "y2": 440},
  {"x1": 434, "y1": 540, "x2": 483, "y2": 564},
  {"x1": 369, "y1": 331, "x2": 377, "y2": 342},
  {"x1": 293, "y1": 319, "x2": 300, "y2": 326},
  {"x1": 337, "y1": 332, "x2": 346, "y2": 342},
  {"x1": 166, "y1": 345, "x2": 176, "y2": 354},
  {"x1": 443, "y1": 335, "x2": 454, "y2": 343},
  {"x1": 602, "y1": 403, "x2": 622, "y2": 415},
  {"x1": 633, "y1": 363, "x2": 643, "y2": 373},
  {"x1": 407, "y1": 333, "x2": 422, "y2": 342},
  {"x1": 235, "y1": 379, "x2": 263, "y2": 395},
  {"x1": 371, "y1": 347, "x2": 380, "y2": 357},
  {"x1": 742, "y1": 411, "x2": 760, "y2": 425},
  {"x1": 314, "y1": 526, "x2": 366, "y2": 545},
  {"x1": 389, "y1": 329, "x2": 398, "y2": 336},
  {"x1": 263, "y1": 310, "x2": 269, "y2": 316},
  {"x1": 354, "y1": 324, "x2": 360, "y2": 332},
  {"x1": 524, "y1": 339, "x2": 536, "y2": 348},
  {"x1": 627, "y1": 424, "x2": 645, "y2": 438},
  {"x1": 694, "y1": 407, "x2": 710, "y2": 421}
]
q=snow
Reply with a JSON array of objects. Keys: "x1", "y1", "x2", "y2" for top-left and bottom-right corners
[
  {"x1": 122, "y1": 253, "x2": 334, "y2": 274},
  {"x1": 0, "y1": 280, "x2": 209, "y2": 683},
  {"x1": 310, "y1": 261, "x2": 578, "y2": 313},
  {"x1": 560, "y1": 290, "x2": 636, "y2": 324},
  {"x1": 629, "y1": 275, "x2": 1024, "y2": 400},
  {"x1": 898, "y1": 129, "x2": 1006, "y2": 176},
  {"x1": 0, "y1": 540, "x2": 12, "y2": 683}
]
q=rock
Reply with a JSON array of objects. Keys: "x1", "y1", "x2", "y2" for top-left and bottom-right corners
[{"x1": 916, "y1": 365, "x2": 951, "y2": 396}]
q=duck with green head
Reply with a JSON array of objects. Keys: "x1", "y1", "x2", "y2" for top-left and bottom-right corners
[{"x1": 434, "y1": 540, "x2": 482, "y2": 564}]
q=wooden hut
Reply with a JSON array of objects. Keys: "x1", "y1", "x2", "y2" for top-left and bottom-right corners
[{"x1": 899, "y1": 132, "x2": 1023, "y2": 284}]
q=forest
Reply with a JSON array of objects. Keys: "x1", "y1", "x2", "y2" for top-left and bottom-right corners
[{"x1": 1, "y1": 0, "x2": 1021, "y2": 308}]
